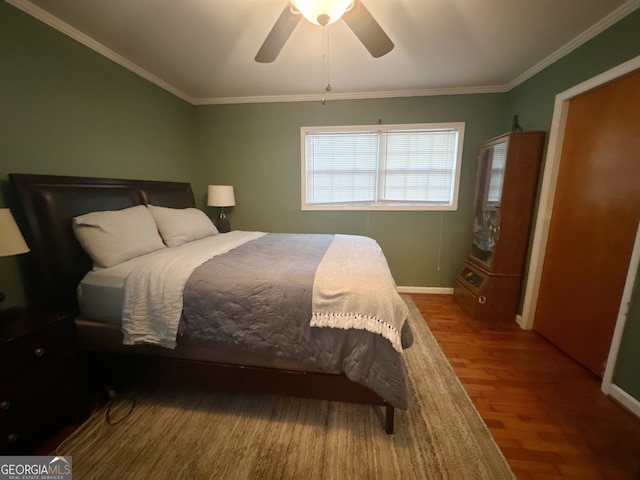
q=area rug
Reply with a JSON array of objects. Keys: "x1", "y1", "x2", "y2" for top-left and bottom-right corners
[{"x1": 55, "y1": 297, "x2": 514, "y2": 479}]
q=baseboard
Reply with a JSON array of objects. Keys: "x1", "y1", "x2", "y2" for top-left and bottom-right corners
[
  {"x1": 609, "y1": 384, "x2": 640, "y2": 419},
  {"x1": 516, "y1": 314, "x2": 528, "y2": 329},
  {"x1": 397, "y1": 286, "x2": 454, "y2": 295}
]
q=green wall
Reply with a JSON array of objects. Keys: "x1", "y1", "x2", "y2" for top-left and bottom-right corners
[
  {"x1": 193, "y1": 95, "x2": 508, "y2": 288},
  {"x1": 0, "y1": 2, "x2": 196, "y2": 307}
]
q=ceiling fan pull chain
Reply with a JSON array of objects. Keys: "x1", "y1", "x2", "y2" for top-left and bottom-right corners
[
  {"x1": 327, "y1": 25, "x2": 332, "y2": 91},
  {"x1": 322, "y1": 25, "x2": 332, "y2": 104}
]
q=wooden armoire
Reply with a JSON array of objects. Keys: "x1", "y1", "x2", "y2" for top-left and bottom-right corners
[{"x1": 453, "y1": 131, "x2": 544, "y2": 322}]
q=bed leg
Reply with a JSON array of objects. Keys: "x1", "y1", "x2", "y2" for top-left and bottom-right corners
[{"x1": 384, "y1": 405, "x2": 395, "y2": 434}]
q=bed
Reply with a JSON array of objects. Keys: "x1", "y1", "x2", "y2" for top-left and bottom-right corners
[{"x1": 10, "y1": 173, "x2": 412, "y2": 433}]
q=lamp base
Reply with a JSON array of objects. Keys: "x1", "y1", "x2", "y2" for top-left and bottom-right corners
[{"x1": 217, "y1": 208, "x2": 231, "y2": 233}]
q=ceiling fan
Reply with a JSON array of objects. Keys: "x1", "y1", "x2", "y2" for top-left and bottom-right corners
[{"x1": 255, "y1": 0, "x2": 394, "y2": 63}]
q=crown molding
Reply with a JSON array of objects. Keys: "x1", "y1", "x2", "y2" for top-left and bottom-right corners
[
  {"x1": 6, "y1": 0, "x2": 196, "y2": 105},
  {"x1": 192, "y1": 84, "x2": 509, "y2": 105},
  {"x1": 506, "y1": 0, "x2": 640, "y2": 90},
  {"x1": 8, "y1": 0, "x2": 640, "y2": 105}
]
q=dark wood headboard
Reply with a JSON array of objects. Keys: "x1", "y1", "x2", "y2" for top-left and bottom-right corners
[{"x1": 10, "y1": 173, "x2": 196, "y2": 310}]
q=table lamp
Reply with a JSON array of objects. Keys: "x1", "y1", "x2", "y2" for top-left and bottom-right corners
[
  {"x1": 207, "y1": 185, "x2": 235, "y2": 233},
  {"x1": 0, "y1": 208, "x2": 30, "y2": 305}
]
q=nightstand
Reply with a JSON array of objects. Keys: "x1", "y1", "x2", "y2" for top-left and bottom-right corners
[{"x1": 0, "y1": 308, "x2": 83, "y2": 454}]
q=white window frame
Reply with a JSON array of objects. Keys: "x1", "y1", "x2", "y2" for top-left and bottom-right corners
[{"x1": 300, "y1": 122, "x2": 465, "y2": 211}]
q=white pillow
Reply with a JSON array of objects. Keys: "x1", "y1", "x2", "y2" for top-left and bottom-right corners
[
  {"x1": 73, "y1": 205, "x2": 166, "y2": 269},
  {"x1": 147, "y1": 205, "x2": 218, "y2": 247}
]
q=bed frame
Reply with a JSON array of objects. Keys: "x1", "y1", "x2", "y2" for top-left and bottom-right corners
[{"x1": 10, "y1": 173, "x2": 395, "y2": 433}]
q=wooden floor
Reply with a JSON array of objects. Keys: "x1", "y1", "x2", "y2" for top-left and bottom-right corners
[{"x1": 411, "y1": 293, "x2": 640, "y2": 480}]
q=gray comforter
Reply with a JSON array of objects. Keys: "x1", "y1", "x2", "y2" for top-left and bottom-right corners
[{"x1": 180, "y1": 233, "x2": 412, "y2": 409}]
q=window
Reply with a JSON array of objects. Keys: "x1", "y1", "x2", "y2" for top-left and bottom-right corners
[{"x1": 301, "y1": 123, "x2": 465, "y2": 211}]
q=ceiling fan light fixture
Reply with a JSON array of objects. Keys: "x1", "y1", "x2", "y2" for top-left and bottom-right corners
[{"x1": 291, "y1": 0, "x2": 354, "y2": 27}]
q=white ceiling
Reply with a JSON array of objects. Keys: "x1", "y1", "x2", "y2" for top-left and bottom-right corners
[{"x1": 9, "y1": 0, "x2": 640, "y2": 104}]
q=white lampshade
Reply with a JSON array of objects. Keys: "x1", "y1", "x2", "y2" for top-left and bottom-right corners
[
  {"x1": 291, "y1": 0, "x2": 353, "y2": 26},
  {"x1": 0, "y1": 208, "x2": 30, "y2": 257},
  {"x1": 207, "y1": 185, "x2": 236, "y2": 207}
]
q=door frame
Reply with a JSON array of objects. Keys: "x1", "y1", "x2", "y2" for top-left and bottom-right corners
[
  {"x1": 601, "y1": 219, "x2": 640, "y2": 416},
  {"x1": 519, "y1": 55, "x2": 640, "y2": 395}
]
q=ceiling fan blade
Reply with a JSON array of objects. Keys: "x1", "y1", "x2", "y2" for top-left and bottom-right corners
[
  {"x1": 342, "y1": 0, "x2": 394, "y2": 58},
  {"x1": 255, "y1": 4, "x2": 301, "y2": 63}
]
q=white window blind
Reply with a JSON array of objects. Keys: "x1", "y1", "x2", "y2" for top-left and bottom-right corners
[{"x1": 301, "y1": 123, "x2": 465, "y2": 211}]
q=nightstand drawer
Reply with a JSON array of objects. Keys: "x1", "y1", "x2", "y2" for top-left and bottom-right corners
[
  {"x1": 0, "y1": 309, "x2": 82, "y2": 454},
  {"x1": 0, "y1": 317, "x2": 74, "y2": 383},
  {"x1": 0, "y1": 355, "x2": 76, "y2": 454},
  {"x1": 0, "y1": 352, "x2": 75, "y2": 413}
]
